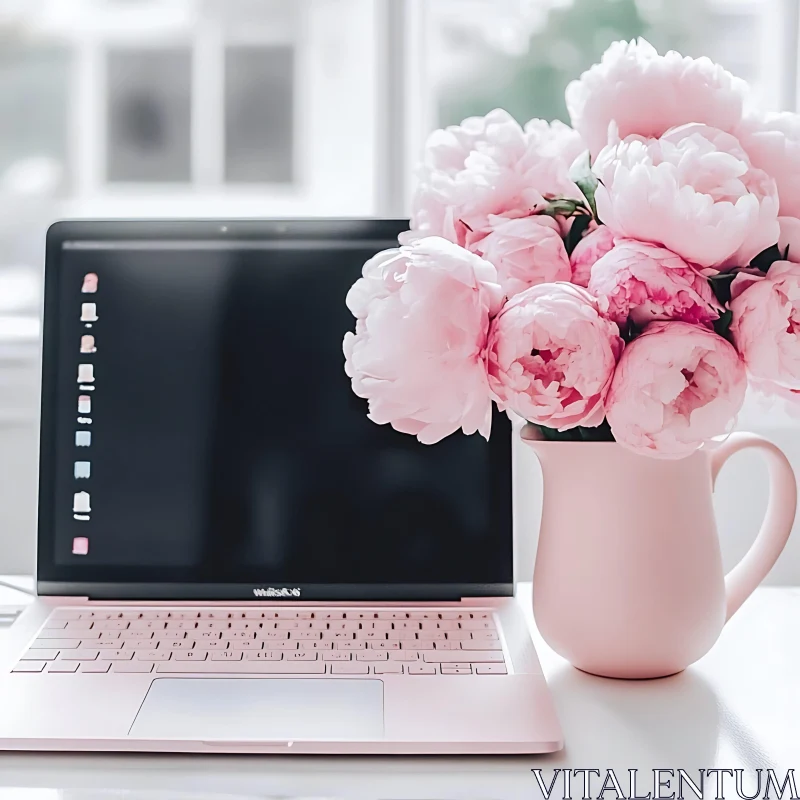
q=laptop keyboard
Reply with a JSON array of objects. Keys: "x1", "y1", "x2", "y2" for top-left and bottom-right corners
[{"x1": 12, "y1": 608, "x2": 508, "y2": 677}]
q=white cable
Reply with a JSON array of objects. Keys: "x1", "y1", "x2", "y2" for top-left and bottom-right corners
[{"x1": 0, "y1": 579, "x2": 35, "y2": 597}]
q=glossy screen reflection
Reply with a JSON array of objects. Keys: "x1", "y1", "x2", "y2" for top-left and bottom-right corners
[{"x1": 51, "y1": 241, "x2": 512, "y2": 588}]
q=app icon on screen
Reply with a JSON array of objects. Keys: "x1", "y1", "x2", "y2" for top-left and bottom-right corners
[
  {"x1": 75, "y1": 431, "x2": 91, "y2": 447},
  {"x1": 73, "y1": 491, "x2": 91, "y2": 513},
  {"x1": 80, "y1": 335, "x2": 96, "y2": 354},
  {"x1": 78, "y1": 396, "x2": 91, "y2": 414},
  {"x1": 74, "y1": 461, "x2": 91, "y2": 479},
  {"x1": 72, "y1": 537, "x2": 89, "y2": 555},
  {"x1": 81, "y1": 303, "x2": 98, "y2": 322},
  {"x1": 82, "y1": 274, "x2": 98, "y2": 294},
  {"x1": 77, "y1": 364, "x2": 94, "y2": 383}
]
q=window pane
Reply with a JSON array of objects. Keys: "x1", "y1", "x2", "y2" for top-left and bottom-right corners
[
  {"x1": 430, "y1": 0, "x2": 771, "y2": 128},
  {"x1": 225, "y1": 45, "x2": 294, "y2": 184},
  {"x1": 106, "y1": 48, "x2": 192, "y2": 183},
  {"x1": 0, "y1": 44, "x2": 69, "y2": 179}
]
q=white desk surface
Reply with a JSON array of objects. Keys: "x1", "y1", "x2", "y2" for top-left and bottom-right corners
[{"x1": 0, "y1": 577, "x2": 797, "y2": 800}]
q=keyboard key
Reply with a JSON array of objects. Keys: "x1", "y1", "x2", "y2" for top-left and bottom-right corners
[
  {"x1": 387, "y1": 631, "x2": 417, "y2": 641},
  {"x1": 408, "y1": 612, "x2": 441, "y2": 620},
  {"x1": 406, "y1": 664, "x2": 437, "y2": 675},
  {"x1": 471, "y1": 631, "x2": 499, "y2": 641},
  {"x1": 317, "y1": 612, "x2": 344, "y2": 619},
  {"x1": 156, "y1": 661, "x2": 325, "y2": 674},
  {"x1": 64, "y1": 620, "x2": 95, "y2": 630},
  {"x1": 258, "y1": 631, "x2": 289, "y2": 640},
  {"x1": 94, "y1": 621, "x2": 130, "y2": 631},
  {"x1": 398, "y1": 641, "x2": 427, "y2": 650},
  {"x1": 264, "y1": 641, "x2": 298, "y2": 651},
  {"x1": 157, "y1": 631, "x2": 187, "y2": 640},
  {"x1": 369, "y1": 641, "x2": 399, "y2": 650},
  {"x1": 299, "y1": 641, "x2": 332, "y2": 650},
  {"x1": 356, "y1": 651, "x2": 387, "y2": 661},
  {"x1": 441, "y1": 667, "x2": 473, "y2": 675},
  {"x1": 165, "y1": 621, "x2": 197, "y2": 631},
  {"x1": 392, "y1": 621, "x2": 420, "y2": 631},
  {"x1": 322, "y1": 632, "x2": 355, "y2": 641},
  {"x1": 423, "y1": 652, "x2": 504, "y2": 663},
  {"x1": 21, "y1": 649, "x2": 58, "y2": 660},
  {"x1": 12, "y1": 661, "x2": 46, "y2": 673},
  {"x1": 96, "y1": 641, "x2": 125, "y2": 650},
  {"x1": 475, "y1": 664, "x2": 507, "y2": 675},
  {"x1": 245, "y1": 650, "x2": 283, "y2": 661},
  {"x1": 459, "y1": 620, "x2": 494, "y2": 630},
  {"x1": 437, "y1": 662, "x2": 474, "y2": 670},
  {"x1": 37, "y1": 630, "x2": 99, "y2": 640},
  {"x1": 289, "y1": 631, "x2": 321, "y2": 640},
  {"x1": 327, "y1": 622, "x2": 361, "y2": 632},
  {"x1": 211, "y1": 651, "x2": 243, "y2": 661},
  {"x1": 275, "y1": 621, "x2": 311, "y2": 630},
  {"x1": 204, "y1": 640, "x2": 229, "y2": 650},
  {"x1": 47, "y1": 662, "x2": 79, "y2": 673},
  {"x1": 173, "y1": 651, "x2": 208, "y2": 662},
  {"x1": 433, "y1": 641, "x2": 461, "y2": 650},
  {"x1": 112, "y1": 662, "x2": 154, "y2": 673},
  {"x1": 129, "y1": 621, "x2": 167, "y2": 630},
  {"x1": 80, "y1": 661, "x2": 110, "y2": 673},
  {"x1": 60, "y1": 649, "x2": 100, "y2": 661},
  {"x1": 284, "y1": 651, "x2": 318, "y2": 661},
  {"x1": 377, "y1": 612, "x2": 408, "y2": 620},
  {"x1": 100, "y1": 650, "x2": 134, "y2": 661},
  {"x1": 373, "y1": 663, "x2": 403, "y2": 674},
  {"x1": 98, "y1": 632, "x2": 122, "y2": 640},
  {"x1": 388, "y1": 651, "x2": 419, "y2": 661},
  {"x1": 126, "y1": 631, "x2": 155, "y2": 640},
  {"x1": 137, "y1": 650, "x2": 170, "y2": 661},
  {"x1": 417, "y1": 631, "x2": 446, "y2": 641},
  {"x1": 444, "y1": 630, "x2": 472, "y2": 641},
  {"x1": 344, "y1": 612, "x2": 376, "y2": 620},
  {"x1": 193, "y1": 631, "x2": 222, "y2": 640},
  {"x1": 44, "y1": 620, "x2": 68, "y2": 630},
  {"x1": 31, "y1": 638, "x2": 79, "y2": 649},
  {"x1": 334, "y1": 641, "x2": 365, "y2": 651},
  {"x1": 460, "y1": 641, "x2": 503, "y2": 651},
  {"x1": 358, "y1": 631, "x2": 388, "y2": 641},
  {"x1": 163, "y1": 640, "x2": 194, "y2": 650},
  {"x1": 322, "y1": 651, "x2": 351, "y2": 661},
  {"x1": 330, "y1": 662, "x2": 369, "y2": 674},
  {"x1": 231, "y1": 640, "x2": 262, "y2": 650}
]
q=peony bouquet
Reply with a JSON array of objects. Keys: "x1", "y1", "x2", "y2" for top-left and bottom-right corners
[{"x1": 344, "y1": 38, "x2": 800, "y2": 459}]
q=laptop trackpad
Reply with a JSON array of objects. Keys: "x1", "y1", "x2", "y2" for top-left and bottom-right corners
[{"x1": 129, "y1": 678, "x2": 385, "y2": 741}]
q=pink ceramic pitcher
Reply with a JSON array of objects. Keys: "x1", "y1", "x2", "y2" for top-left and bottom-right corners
[{"x1": 522, "y1": 427, "x2": 797, "y2": 679}]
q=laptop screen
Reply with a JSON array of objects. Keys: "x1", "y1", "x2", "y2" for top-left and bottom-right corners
[{"x1": 38, "y1": 221, "x2": 512, "y2": 600}]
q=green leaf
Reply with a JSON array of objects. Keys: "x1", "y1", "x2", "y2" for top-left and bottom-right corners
[
  {"x1": 568, "y1": 149, "x2": 599, "y2": 220},
  {"x1": 540, "y1": 197, "x2": 584, "y2": 218},
  {"x1": 713, "y1": 308, "x2": 733, "y2": 342},
  {"x1": 564, "y1": 212, "x2": 593, "y2": 257},
  {"x1": 750, "y1": 243, "x2": 782, "y2": 273},
  {"x1": 533, "y1": 422, "x2": 615, "y2": 442},
  {"x1": 708, "y1": 272, "x2": 736, "y2": 305}
]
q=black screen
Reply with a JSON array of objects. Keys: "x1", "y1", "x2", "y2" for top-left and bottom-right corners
[{"x1": 38, "y1": 222, "x2": 512, "y2": 600}]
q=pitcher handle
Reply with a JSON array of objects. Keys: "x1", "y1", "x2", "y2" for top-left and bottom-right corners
[{"x1": 711, "y1": 433, "x2": 797, "y2": 622}]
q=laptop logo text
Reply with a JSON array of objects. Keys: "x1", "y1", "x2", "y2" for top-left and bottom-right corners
[{"x1": 252, "y1": 587, "x2": 301, "y2": 598}]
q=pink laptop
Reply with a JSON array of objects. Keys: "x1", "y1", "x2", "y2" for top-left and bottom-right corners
[{"x1": 0, "y1": 220, "x2": 562, "y2": 754}]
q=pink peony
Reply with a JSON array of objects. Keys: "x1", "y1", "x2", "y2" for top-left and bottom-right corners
[
  {"x1": 779, "y1": 216, "x2": 800, "y2": 263},
  {"x1": 487, "y1": 283, "x2": 623, "y2": 430},
  {"x1": 606, "y1": 322, "x2": 747, "y2": 459},
  {"x1": 566, "y1": 38, "x2": 748, "y2": 157},
  {"x1": 594, "y1": 123, "x2": 780, "y2": 270},
  {"x1": 470, "y1": 214, "x2": 570, "y2": 299},
  {"x1": 344, "y1": 237, "x2": 503, "y2": 444},
  {"x1": 569, "y1": 225, "x2": 615, "y2": 287},
  {"x1": 730, "y1": 260, "x2": 800, "y2": 393},
  {"x1": 587, "y1": 240, "x2": 722, "y2": 327},
  {"x1": 407, "y1": 110, "x2": 585, "y2": 248},
  {"x1": 736, "y1": 112, "x2": 800, "y2": 219}
]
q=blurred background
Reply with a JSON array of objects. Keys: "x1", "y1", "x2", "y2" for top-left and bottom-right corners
[{"x1": 0, "y1": 0, "x2": 799, "y2": 582}]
